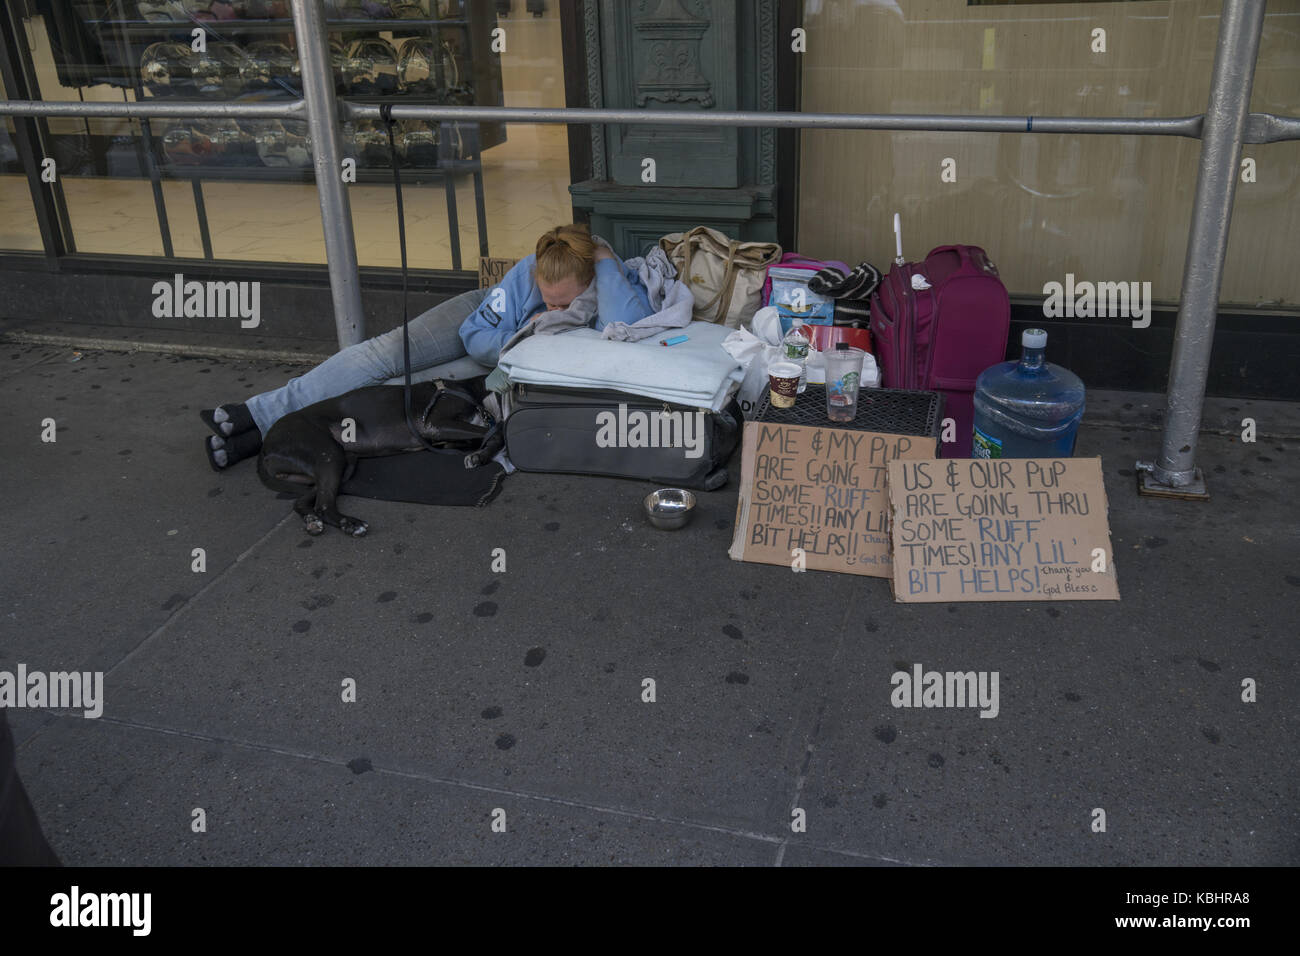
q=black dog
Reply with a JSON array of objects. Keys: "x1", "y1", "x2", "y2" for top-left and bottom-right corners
[{"x1": 257, "y1": 376, "x2": 504, "y2": 536}]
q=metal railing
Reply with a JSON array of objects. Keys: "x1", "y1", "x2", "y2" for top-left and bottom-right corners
[
  {"x1": 0, "y1": 0, "x2": 1293, "y2": 495},
  {"x1": 1141, "y1": 0, "x2": 1266, "y2": 492}
]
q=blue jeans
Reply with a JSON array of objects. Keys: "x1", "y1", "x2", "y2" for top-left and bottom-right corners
[{"x1": 245, "y1": 288, "x2": 489, "y2": 435}]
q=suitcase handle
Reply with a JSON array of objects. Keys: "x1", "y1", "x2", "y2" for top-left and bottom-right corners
[
  {"x1": 925, "y1": 244, "x2": 997, "y2": 278},
  {"x1": 924, "y1": 245, "x2": 972, "y2": 275}
]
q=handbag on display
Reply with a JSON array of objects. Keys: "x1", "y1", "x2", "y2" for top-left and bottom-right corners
[
  {"x1": 396, "y1": 119, "x2": 438, "y2": 167},
  {"x1": 189, "y1": 41, "x2": 243, "y2": 97},
  {"x1": 343, "y1": 38, "x2": 400, "y2": 95},
  {"x1": 391, "y1": 2, "x2": 428, "y2": 18},
  {"x1": 437, "y1": 37, "x2": 465, "y2": 91},
  {"x1": 658, "y1": 226, "x2": 782, "y2": 330},
  {"x1": 188, "y1": 48, "x2": 223, "y2": 96},
  {"x1": 140, "y1": 41, "x2": 195, "y2": 96},
  {"x1": 322, "y1": 38, "x2": 346, "y2": 90},
  {"x1": 162, "y1": 123, "x2": 212, "y2": 165},
  {"x1": 327, "y1": 1, "x2": 368, "y2": 17},
  {"x1": 245, "y1": 120, "x2": 312, "y2": 167},
  {"x1": 237, "y1": 43, "x2": 272, "y2": 88},
  {"x1": 397, "y1": 37, "x2": 437, "y2": 93},
  {"x1": 446, "y1": 122, "x2": 464, "y2": 159},
  {"x1": 239, "y1": 41, "x2": 298, "y2": 90},
  {"x1": 136, "y1": 1, "x2": 189, "y2": 21},
  {"x1": 194, "y1": 120, "x2": 258, "y2": 165},
  {"x1": 351, "y1": 119, "x2": 393, "y2": 167},
  {"x1": 163, "y1": 122, "x2": 251, "y2": 168},
  {"x1": 252, "y1": 0, "x2": 291, "y2": 16}
]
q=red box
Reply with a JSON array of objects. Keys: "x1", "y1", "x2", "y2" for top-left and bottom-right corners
[{"x1": 802, "y1": 324, "x2": 873, "y2": 355}]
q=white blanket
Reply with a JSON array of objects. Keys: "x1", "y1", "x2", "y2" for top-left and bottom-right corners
[{"x1": 498, "y1": 321, "x2": 743, "y2": 411}]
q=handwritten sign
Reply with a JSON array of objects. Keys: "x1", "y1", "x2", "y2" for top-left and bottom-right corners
[
  {"x1": 729, "y1": 421, "x2": 936, "y2": 577},
  {"x1": 886, "y1": 457, "x2": 1120, "y2": 602},
  {"x1": 479, "y1": 256, "x2": 520, "y2": 289}
]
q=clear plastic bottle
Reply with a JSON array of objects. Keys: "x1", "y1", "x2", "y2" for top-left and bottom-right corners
[
  {"x1": 972, "y1": 328, "x2": 1085, "y2": 458},
  {"x1": 782, "y1": 318, "x2": 810, "y2": 393}
]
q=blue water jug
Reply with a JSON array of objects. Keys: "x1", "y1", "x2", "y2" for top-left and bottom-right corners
[{"x1": 972, "y1": 328, "x2": 1084, "y2": 459}]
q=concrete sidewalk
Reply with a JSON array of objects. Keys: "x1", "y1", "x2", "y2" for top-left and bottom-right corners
[{"x1": 1, "y1": 340, "x2": 1296, "y2": 866}]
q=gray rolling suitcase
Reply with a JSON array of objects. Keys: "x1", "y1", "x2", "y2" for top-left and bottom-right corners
[{"x1": 504, "y1": 383, "x2": 742, "y2": 490}]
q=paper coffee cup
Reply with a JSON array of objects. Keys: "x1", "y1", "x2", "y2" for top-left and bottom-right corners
[{"x1": 768, "y1": 361, "x2": 801, "y2": 409}]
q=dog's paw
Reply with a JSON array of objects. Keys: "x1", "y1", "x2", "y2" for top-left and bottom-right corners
[
  {"x1": 303, "y1": 514, "x2": 325, "y2": 535},
  {"x1": 341, "y1": 518, "x2": 368, "y2": 537}
]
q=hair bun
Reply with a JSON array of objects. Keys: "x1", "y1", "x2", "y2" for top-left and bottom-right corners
[{"x1": 534, "y1": 224, "x2": 596, "y2": 286}]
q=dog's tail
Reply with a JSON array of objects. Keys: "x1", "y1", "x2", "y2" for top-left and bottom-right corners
[{"x1": 257, "y1": 452, "x2": 315, "y2": 496}]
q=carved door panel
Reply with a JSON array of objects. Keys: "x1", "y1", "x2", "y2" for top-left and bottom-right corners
[{"x1": 602, "y1": 0, "x2": 738, "y2": 189}]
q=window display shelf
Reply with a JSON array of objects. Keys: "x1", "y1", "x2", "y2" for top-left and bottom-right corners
[
  {"x1": 152, "y1": 118, "x2": 487, "y2": 269},
  {"x1": 69, "y1": 0, "x2": 504, "y2": 266},
  {"x1": 87, "y1": 18, "x2": 471, "y2": 38}
]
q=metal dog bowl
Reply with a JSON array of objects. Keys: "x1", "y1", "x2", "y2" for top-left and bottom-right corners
[{"x1": 644, "y1": 488, "x2": 697, "y2": 530}]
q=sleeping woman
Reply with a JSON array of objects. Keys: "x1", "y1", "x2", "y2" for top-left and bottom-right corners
[{"x1": 200, "y1": 223, "x2": 654, "y2": 470}]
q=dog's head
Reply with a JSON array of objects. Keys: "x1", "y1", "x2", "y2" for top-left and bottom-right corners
[{"x1": 416, "y1": 378, "x2": 495, "y2": 446}]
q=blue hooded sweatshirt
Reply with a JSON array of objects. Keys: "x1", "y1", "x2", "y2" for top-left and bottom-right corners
[{"x1": 459, "y1": 254, "x2": 654, "y2": 367}]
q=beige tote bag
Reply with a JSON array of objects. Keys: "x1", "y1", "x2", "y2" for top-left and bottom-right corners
[{"x1": 659, "y1": 226, "x2": 782, "y2": 329}]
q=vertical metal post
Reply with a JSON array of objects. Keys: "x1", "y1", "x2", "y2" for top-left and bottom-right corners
[
  {"x1": 289, "y1": 0, "x2": 365, "y2": 348},
  {"x1": 441, "y1": 121, "x2": 463, "y2": 272},
  {"x1": 0, "y1": 6, "x2": 62, "y2": 266},
  {"x1": 191, "y1": 178, "x2": 214, "y2": 260},
  {"x1": 108, "y1": 20, "x2": 173, "y2": 257},
  {"x1": 1146, "y1": 0, "x2": 1266, "y2": 491}
]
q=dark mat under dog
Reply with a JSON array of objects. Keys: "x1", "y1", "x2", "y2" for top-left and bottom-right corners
[{"x1": 341, "y1": 449, "x2": 507, "y2": 508}]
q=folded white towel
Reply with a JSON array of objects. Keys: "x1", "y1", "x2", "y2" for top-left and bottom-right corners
[{"x1": 499, "y1": 321, "x2": 743, "y2": 411}]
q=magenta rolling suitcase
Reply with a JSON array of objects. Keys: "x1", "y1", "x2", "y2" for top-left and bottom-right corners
[{"x1": 869, "y1": 218, "x2": 1010, "y2": 457}]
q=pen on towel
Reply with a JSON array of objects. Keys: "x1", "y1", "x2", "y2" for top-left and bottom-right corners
[{"x1": 660, "y1": 335, "x2": 689, "y2": 346}]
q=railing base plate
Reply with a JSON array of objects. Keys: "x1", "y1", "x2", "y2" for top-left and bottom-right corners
[{"x1": 1135, "y1": 461, "x2": 1210, "y2": 500}]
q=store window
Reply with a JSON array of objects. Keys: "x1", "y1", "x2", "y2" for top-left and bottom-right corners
[
  {"x1": 3, "y1": 0, "x2": 573, "y2": 269},
  {"x1": 0, "y1": 71, "x2": 46, "y2": 251},
  {"x1": 797, "y1": 0, "x2": 1300, "y2": 309}
]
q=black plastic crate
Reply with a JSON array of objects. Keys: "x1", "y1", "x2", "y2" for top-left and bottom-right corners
[{"x1": 756, "y1": 385, "x2": 943, "y2": 438}]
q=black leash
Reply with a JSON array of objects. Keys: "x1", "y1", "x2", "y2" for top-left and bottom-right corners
[
  {"x1": 381, "y1": 104, "x2": 446, "y2": 454},
  {"x1": 380, "y1": 105, "x2": 499, "y2": 461}
]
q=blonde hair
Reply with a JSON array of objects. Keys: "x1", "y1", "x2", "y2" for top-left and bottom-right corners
[{"x1": 534, "y1": 224, "x2": 596, "y2": 286}]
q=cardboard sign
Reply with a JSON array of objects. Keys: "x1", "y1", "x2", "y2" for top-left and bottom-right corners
[
  {"x1": 479, "y1": 256, "x2": 520, "y2": 289},
  {"x1": 729, "y1": 421, "x2": 937, "y2": 577},
  {"x1": 886, "y1": 457, "x2": 1120, "y2": 602}
]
